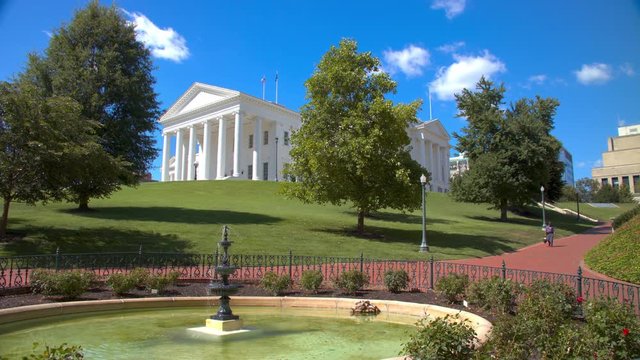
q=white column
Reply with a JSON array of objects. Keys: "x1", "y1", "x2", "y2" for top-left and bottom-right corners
[
  {"x1": 175, "y1": 128, "x2": 184, "y2": 181},
  {"x1": 431, "y1": 143, "x2": 438, "y2": 188},
  {"x1": 187, "y1": 126, "x2": 196, "y2": 181},
  {"x1": 440, "y1": 146, "x2": 447, "y2": 183},
  {"x1": 161, "y1": 133, "x2": 170, "y2": 182},
  {"x1": 233, "y1": 112, "x2": 243, "y2": 177},
  {"x1": 253, "y1": 117, "x2": 262, "y2": 180},
  {"x1": 434, "y1": 145, "x2": 441, "y2": 185},
  {"x1": 444, "y1": 146, "x2": 450, "y2": 189},
  {"x1": 216, "y1": 117, "x2": 227, "y2": 179},
  {"x1": 202, "y1": 120, "x2": 211, "y2": 180},
  {"x1": 419, "y1": 134, "x2": 426, "y2": 169}
]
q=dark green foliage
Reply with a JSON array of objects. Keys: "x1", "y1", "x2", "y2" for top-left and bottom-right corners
[
  {"x1": 260, "y1": 271, "x2": 292, "y2": 296},
  {"x1": 451, "y1": 77, "x2": 563, "y2": 221},
  {"x1": 22, "y1": 342, "x2": 84, "y2": 360},
  {"x1": 613, "y1": 204, "x2": 640, "y2": 229},
  {"x1": 146, "y1": 274, "x2": 172, "y2": 293},
  {"x1": 579, "y1": 297, "x2": 640, "y2": 358},
  {"x1": 435, "y1": 273, "x2": 469, "y2": 303},
  {"x1": 29, "y1": 270, "x2": 95, "y2": 299},
  {"x1": 334, "y1": 270, "x2": 369, "y2": 295},
  {"x1": 300, "y1": 270, "x2": 323, "y2": 293},
  {"x1": 594, "y1": 184, "x2": 635, "y2": 203},
  {"x1": 575, "y1": 177, "x2": 600, "y2": 202},
  {"x1": 559, "y1": 184, "x2": 579, "y2": 202},
  {"x1": 586, "y1": 212, "x2": 640, "y2": 284},
  {"x1": 282, "y1": 38, "x2": 427, "y2": 233},
  {"x1": 28, "y1": 1, "x2": 160, "y2": 210},
  {"x1": 465, "y1": 277, "x2": 521, "y2": 314},
  {"x1": 106, "y1": 273, "x2": 136, "y2": 295},
  {"x1": 383, "y1": 269, "x2": 409, "y2": 293},
  {"x1": 401, "y1": 314, "x2": 477, "y2": 359}
]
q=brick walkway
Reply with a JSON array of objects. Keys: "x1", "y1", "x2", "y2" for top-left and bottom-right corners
[{"x1": 450, "y1": 223, "x2": 618, "y2": 281}]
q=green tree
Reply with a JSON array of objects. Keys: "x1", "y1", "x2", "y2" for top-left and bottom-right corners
[
  {"x1": 575, "y1": 177, "x2": 599, "y2": 202},
  {"x1": 33, "y1": 1, "x2": 160, "y2": 210},
  {"x1": 451, "y1": 78, "x2": 563, "y2": 220},
  {"x1": 283, "y1": 39, "x2": 427, "y2": 233},
  {"x1": 0, "y1": 80, "x2": 94, "y2": 237}
]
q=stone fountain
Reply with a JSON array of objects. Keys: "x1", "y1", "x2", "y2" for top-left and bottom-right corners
[{"x1": 191, "y1": 225, "x2": 247, "y2": 335}]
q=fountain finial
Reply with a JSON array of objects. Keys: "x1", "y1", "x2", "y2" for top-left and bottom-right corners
[{"x1": 207, "y1": 225, "x2": 241, "y2": 324}]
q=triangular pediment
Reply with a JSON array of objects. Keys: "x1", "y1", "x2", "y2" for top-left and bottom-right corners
[
  {"x1": 417, "y1": 119, "x2": 450, "y2": 140},
  {"x1": 161, "y1": 83, "x2": 240, "y2": 120}
]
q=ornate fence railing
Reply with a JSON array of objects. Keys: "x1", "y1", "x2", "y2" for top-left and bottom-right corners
[{"x1": 1, "y1": 250, "x2": 638, "y2": 314}]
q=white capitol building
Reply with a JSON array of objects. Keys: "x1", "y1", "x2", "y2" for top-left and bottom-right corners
[{"x1": 159, "y1": 83, "x2": 451, "y2": 192}]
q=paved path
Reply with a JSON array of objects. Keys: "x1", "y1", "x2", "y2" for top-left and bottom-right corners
[{"x1": 450, "y1": 223, "x2": 617, "y2": 281}]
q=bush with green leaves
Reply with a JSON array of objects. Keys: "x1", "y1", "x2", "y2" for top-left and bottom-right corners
[
  {"x1": 401, "y1": 314, "x2": 477, "y2": 359},
  {"x1": 435, "y1": 273, "x2": 469, "y2": 303},
  {"x1": 384, "y1": 269, "x2": 409, "y2": 293},
  {"x1": 128, "y1": 268, "x2": 150, "y2": 290},
  {"x1": 18, "y1": 342, "x2": 84, "y2": 360},
  {"x1": 106, "y1": 273, "x2": 137, "y2": 295},
  {"x1": 334, "y1": 270, "x2": 369, "y2": 295},
  {"x1": 147, "y1": 274, "x2": 172, "y2": 293},
  {"x1": 29, "y1": 270, "x2": 95, "y2": 299},
  {"x1": 579, "y1": 297, "x2": 640, "y2": 358},
  {"x1": 300, "y1": 270, "x2": 323, "y2": 293},
  {"x1": 167, "y1": 270, "x2": 181, "y2": 285},
  {"x1": 466, "y1": 277, "x2": 521, "y2": 314},
  {"x1": 260, "y1": 271, "x2": 292, "y2": 296},
  {"x1": 613, "y1": 204, "x2": 640, "y2": 229}
]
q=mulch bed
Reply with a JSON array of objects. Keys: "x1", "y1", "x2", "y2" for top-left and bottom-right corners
[{"x1": 0, "y1": 282, "x2": 495, "y2": 322}]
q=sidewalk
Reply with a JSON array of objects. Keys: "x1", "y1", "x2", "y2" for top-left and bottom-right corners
[{"x1": 449, "y1": 223, "x2": 616, "y2": 281}]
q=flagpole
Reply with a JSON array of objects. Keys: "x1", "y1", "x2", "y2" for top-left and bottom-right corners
[
  {"x1": 275, "y1": 71, "x2": 279, "y2": 104},
  {"x1": 428, "y1": 88, "x2": 433, "y2": 120},
  {"x1": 261, "y1": 75, "x2": 266, "y2": 100}
]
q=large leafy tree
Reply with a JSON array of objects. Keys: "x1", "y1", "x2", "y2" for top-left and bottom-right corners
[
  {"x1": 33, "y1": 1, "x2": 160, "y2": 210},
  {"x1": 450, "y1": 77, "x2": 563, "y2": 220},
  {"x1": 283, "y1": 39, "x2": 427, "y2": 233},
  {"x1": 0, "y1": 80, "x2": 95, "y2": 237}
]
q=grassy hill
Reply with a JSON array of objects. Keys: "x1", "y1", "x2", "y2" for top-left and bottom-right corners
[
  {"x1": 585, "y1": 214, "x2": 640, "y2": 284},
  {"x1": 554, "y1": 201, "x2": 637, "y2": 221},
  {"x1": 0, "y1": 181, "x2": 602, "y2": 259}
]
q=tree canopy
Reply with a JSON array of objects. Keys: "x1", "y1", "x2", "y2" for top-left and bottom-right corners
[
  {"x1": 450, "y1": 77, "x2": 564, "y2": 220},
  {"x1": 283, "y1": 39, "x2": 427, "y2": 233},
  {"x1": 30, "y1": 1, "x2": 160, "y2": 209}
]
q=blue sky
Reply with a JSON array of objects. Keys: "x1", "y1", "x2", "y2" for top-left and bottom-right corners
[{"x1": 1, "y1": 0, "x2": 639, "y2": 181}]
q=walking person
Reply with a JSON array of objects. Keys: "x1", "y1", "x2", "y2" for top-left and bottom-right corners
[{"x1": 545, "y1": 222, "x2": 555, "y2": 247}]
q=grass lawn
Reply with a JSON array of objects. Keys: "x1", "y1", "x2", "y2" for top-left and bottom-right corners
[
  {"x1": 1, "y1": 181, "x2": 597, "y2": 260},
  {"x1": 554, "y1": 201, "x2": 637, "y2": 221}
]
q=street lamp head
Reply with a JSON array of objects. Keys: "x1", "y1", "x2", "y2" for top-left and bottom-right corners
[
  {"x1": 275, "y1": 137, "x2": 279, "y2": 144},
  {"x1": 540, "y1": 185, "x2": 545, "y2": 192},
  {"x1": 420, "y1": 174, "x2": 427, "y2": 185}
]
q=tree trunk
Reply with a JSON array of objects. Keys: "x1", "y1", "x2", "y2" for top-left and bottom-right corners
[
  {"x1": 1, "y1": 198, "x2": 11, "y2": 238},
  {"x1": 500, "y1": 200, "x2": 508, "y2": 221},
  {"x1": 357, "y1": 210, "x2": 365, "y2": 234},
  {"x1": 77, "y1": 195, "x2": 90, "y2": 211}
]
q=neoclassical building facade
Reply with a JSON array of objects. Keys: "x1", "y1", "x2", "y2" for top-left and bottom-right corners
[{"x1": 159, "y1": 83, "x2": 451, "y2": 192}]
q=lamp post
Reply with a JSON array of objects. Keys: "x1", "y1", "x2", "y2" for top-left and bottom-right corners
[
  {"x1": 420, "y1": 174, "x2": 429, "y2": 252},
  {"x1": 275, "y1": 137, "x2": 279, "y2": 182},
  {"x1": 540, "y1": 185, "x2": 546, "y2": 229}
]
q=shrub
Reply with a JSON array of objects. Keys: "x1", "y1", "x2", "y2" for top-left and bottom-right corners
[
  {"x1": 300, "y1": 270, "x2": 323, "y2": 293},
  {"x1": 384, "y1": 269, "x2": 409, "y2": 293},
  {"x1": 167, "y1": 270, "x2": 181, "y2": 285},
  {"x1": 22, "y1": 343, "x2": 84, "y2": 360},
  {"x1": 106, "y1": 273, "x2": 136, "y2": 295},
  {"x1": 613, "y1": 204, "x2": 640, "y2": 229},
  {"x1": 580, "y1": 297, "x2": 640, "y2": 358},
  {"x1": 147, "y1": 274, "x2": 172, "y2": 293},
  {"x1": 29, "y1": 270, "x2": 94, "y2": 299},
  {"x1": 128, "y1": 268, "x2": 150, "y2": 290},
  {"x1": 401, "y1": 314, "x2": 477, "y2": 359},
  {"x1": 435, "y1": 273, "x2": 469, "y2": 303},
  {"x1": 334, "y1": 270, "x2": 369, "y2": 295},
  {"x1": 260, "y1": 271, "x2": 292, "y2": 296},
  {"x1": 466, "y1": 277, "x2": 521, "y2": 314}
]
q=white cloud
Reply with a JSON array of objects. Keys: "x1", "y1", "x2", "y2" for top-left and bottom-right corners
[
  {"x1": 620, "y1": 63, "x2": 635, "y2": 77},
  {"x1": 574, "y1": 63, "x2": 612, "y2": 85},
  {"x1": 593, "y1": 159, "x2": 603, "y2": 168},
  {"x1": 383, "y1": 45, "x2": 430, "y2": 77},
  {"x1": 437, "y1": 41, "x2": 465, "y2": 53},
  {"x1": 122, "y1": 9, "x2": 190, "y2": 63},
  {"x1": 528, "y1": 74, "x2": 547, "y2": 85},
  {"x1": 576, "y1": 161, "x2": 586, "y2": 169},
  {"x1": 429, "y1": 51, "x2": 506, "y2": 101},
  {"x1": 431, "y1": 0, "x2": 466, "y2": 19},
  {"x1": 42, "y1": 30, "x2": 53, "y2": 38}
]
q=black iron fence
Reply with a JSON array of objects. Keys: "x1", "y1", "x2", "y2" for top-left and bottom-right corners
[{"x1": 1, "y1": 249, "x2": 638, "y2": 314}]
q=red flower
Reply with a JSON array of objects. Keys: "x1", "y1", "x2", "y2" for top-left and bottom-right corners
[
  {"x1": 576, "y1": 296, "x2": 584, "y2": 304},
  {"x1": 622, "y1": 328, "x2": 630, "y2": 336}
]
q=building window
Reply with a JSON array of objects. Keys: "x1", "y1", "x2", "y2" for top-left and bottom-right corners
[
  {"x1": 249, "y1": 134, "x2": 253, "y2": 149},
  {"x1": 633, "y1": 175, "x2": 640, "y2": 193},
  {"x1": 248, "y1": 165, "x2": 253, "y2": 180},
  {"x1": 263, "y1": 131, "x2": 269, "y2": 145},
  {"x1": 622, "y1": 176, "x2": 630, "y2": 189},
  {"x1": 601, "y1": 178, "x2": 609, "y2": 186},
  {"x1": 284, "y1": 131, "x2": 290, "y2": 146},
  {"x1": 263, "y1": 162, "x2": 269, "y2": 181},
  {"x1": 612, "y1": 177, "x2": 619, "y2": 188}
]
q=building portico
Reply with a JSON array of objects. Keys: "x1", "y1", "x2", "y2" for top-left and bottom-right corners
[{"x1": 159, "y1": 83, "x2": 300, "y2": 182}]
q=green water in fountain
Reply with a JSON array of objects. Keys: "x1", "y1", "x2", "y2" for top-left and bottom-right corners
[{"x1": 0, "y1": 306, "x2": 416, "y2": 359}]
